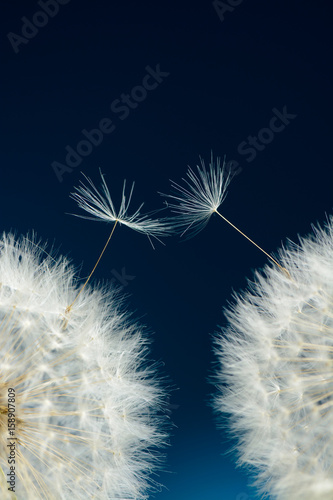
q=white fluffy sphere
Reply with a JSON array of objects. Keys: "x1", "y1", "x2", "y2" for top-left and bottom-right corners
[
  {"x1": 0, "y1": 233, "x2": 167, "y2": 499},
  {"x1": 214, "y1": 217, "x2": 333, "y2": 500}
]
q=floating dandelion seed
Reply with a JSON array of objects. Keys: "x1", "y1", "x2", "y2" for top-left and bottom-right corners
[
  {"x1": 67, "y1": 170, "x2": 170, "y2": 313},
  {"x1": 164, "y1": 156, "x2": 231, "y2": 236},
  {"x1": 213, "y1": 217, "x2": 333, "y2": 500},
  {"x1": 71, "y1": 170, "x2": 170, "y2": 243},
  {"x1": 0, "y1": 233, "x2": 168, "y2": 499},
  {"x1": 163, "y1": 153, "x2": 288, "y2": 275},
  {"x1": 162, "y1": 153, "x2": 231, "y2": 238}
]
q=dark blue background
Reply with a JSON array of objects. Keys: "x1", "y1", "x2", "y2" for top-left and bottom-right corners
[{"x1": 1, "y1": 1, "x2": 332, "y2": 499}]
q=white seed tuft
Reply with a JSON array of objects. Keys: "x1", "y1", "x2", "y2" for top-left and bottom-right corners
[
  {"x1": 71, "y1": 170, "x2": 171, "y2": 245},
  {"x1": 213, "y1": 217, "x2": 333, "y2": 500},
  {"x1": 0, "y1": 233, "x2": 168, "y2": 499},
  {"x1": 162, "y1": 153, "x2": 232, "y2": 238}
]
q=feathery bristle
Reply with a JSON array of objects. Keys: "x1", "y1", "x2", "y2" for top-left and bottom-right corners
[
  {"x1": 71, "y1": 170, "x2": 171, "y2": 244},
  {"x1": 162, "y1": 153, "x2": 232, "y2": 238}
]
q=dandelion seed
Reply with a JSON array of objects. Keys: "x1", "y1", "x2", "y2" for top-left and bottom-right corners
[
  {"x1": 0, "y1": 233, "x2": 168, "y2": 499},
  {"x1": 162, "y1": 153, "x2": 231, "y2": 238},
  {"x1": 163, "y1": 153, "x2": 288, "y2": 275},
  {"x1": 71, "y1": 169, "x2": 170, "y2": 243},
  {"x1": 67, "y1": 170, "x2": 170, "y2": 313},
  {"x1": 213, "y1": 217, "x2": 333, "y2": 500}
]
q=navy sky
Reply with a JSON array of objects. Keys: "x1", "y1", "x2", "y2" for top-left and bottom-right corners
[{"x1": 1, "y1": 1, "x2": 332, "y2": 499}]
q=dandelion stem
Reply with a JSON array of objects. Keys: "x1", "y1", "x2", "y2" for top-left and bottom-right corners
[
  {"x1": 65, "y1": 220, "x2": 118, "y2": 314},
  {"x1": 214, "y1": 209, "x2": 290, "y2": 278}
]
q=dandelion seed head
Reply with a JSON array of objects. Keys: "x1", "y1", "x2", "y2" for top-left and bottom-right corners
[
  {"x1": 213, "y1": 216, "x2": 333, "y2": 500},
  {"x1": 162, "y1": 153, "x2": 233, "y2": 237},
  {"x1": 0, "y1": 233, "x2": 168, "y2": 499}
]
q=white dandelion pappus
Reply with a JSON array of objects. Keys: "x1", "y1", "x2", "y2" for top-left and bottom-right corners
[
  {"x1": 71, "y1": 170, "x2": 170, "y2": 245},
  {"x1": 213, "y1": 217, "x2": 333, "y2": 500},
  {"x1": 162, "y1": 154, "x2": 232, "y2": 238},
  {"x1": 0, "y1": 233, "x2": 168, "y2": 499},
  {"x1": 163, "y1": 154, "x2": 289, "y2": 275}
]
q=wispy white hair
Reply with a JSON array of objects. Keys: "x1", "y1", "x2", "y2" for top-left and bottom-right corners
[
  {"x1": 71, "y1": 170, "x2": 171, "y2": 245},
  {"x1": 0, "y1": 233, "x2": 168, "y2": 499},
  {"x1": 213, "y1": 216, "x2": 333, "y2": 500},
  {"x1": 162, "y1": 153, "x2": 232, "y2": 238}
]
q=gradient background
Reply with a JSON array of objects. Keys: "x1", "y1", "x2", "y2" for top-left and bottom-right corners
[{"x1": 1, "y1": 1, "x2": 332, "y2": 499}]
